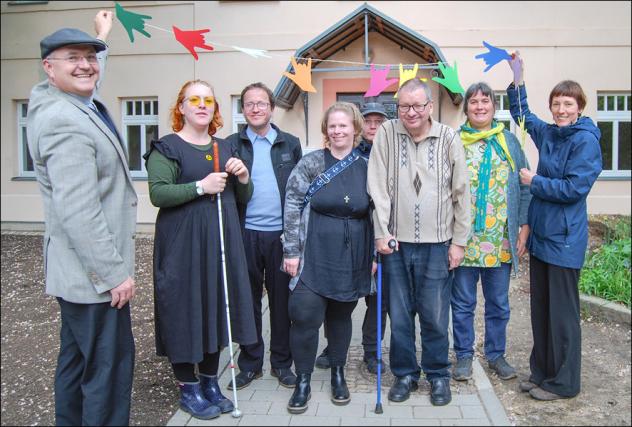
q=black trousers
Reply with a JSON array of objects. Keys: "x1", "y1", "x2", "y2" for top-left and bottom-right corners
[
  {"x1": 238, "y1": 229, "x2": 292, "y2": 372},
  {"x1": 55, "y1": 298, "x2": 135, "y2": 426},
  {"x1": 289, "y1": 280, "x2": 358, "y2": 374},
  {"x1": 361, "y1": 289, "x2": 388, "y2": 355},
  {"x1": 529, "y1": 255, "x2": 581, "y2": 397}
]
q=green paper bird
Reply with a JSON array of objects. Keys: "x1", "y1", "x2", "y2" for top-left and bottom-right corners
[
  {"x1": 432, "y1": 61, "x2": 465, "y2": 95},
  {"x1": 115, "y1": 2, "x2": 152, "y2": 43}
]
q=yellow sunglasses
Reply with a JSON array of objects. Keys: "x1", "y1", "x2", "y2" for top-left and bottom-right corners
[{"x1": 186, "y1": 96, "x2": 215, "y2": 108}]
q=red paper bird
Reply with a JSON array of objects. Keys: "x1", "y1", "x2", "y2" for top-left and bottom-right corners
[{"x1": 173, "y1": 25, "x2": 214, "y2": 60}]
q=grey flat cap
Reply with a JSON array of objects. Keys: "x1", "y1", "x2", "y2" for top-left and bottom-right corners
[
  {"x1": 360, "y1": 102, "x2": 388, "y2": 117},
  {"x1": 40, "y1": 28, "x2": 107, "y2": 59}
]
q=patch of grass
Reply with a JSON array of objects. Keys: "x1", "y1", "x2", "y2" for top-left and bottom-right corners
[{"x1": 580, "y1": 215, "x2": 631, "y2": 308}]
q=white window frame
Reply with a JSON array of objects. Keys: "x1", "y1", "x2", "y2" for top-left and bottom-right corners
[
  {"x1": 597, "y1": 93, "x2": 631, "y2": 179},
  {"x1": 121, "y1": 98, "x2": 158, "y2": 178},
  {"x1": 232, "y1": 96, "x2": 247, "y2": 134},
  {"x1": 17, "y1": 100, "x2": 35, "y2": 178},
  {"x1": 494, "y1": 92, "x2": 517, "y2": 134}
]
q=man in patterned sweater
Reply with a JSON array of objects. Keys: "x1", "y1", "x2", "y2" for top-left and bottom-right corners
[{"x1": 367, "y1": 79, "x2": 470, "y2": 406}]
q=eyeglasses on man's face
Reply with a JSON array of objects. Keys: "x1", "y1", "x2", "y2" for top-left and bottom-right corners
[
  {"x1": 397, "y1": 101, "x2": 430, "y2": 113},
  {"x1": 47, "y1": 54, "x2": 99, "y2": 64},
  {"x1": 243, "y1": 101, "x2": 270, "y2": 111},
  {"x1": 185, "y1": 96, "x2": 215, "y2": 108}
]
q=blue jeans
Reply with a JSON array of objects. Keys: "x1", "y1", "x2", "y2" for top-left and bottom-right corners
[
  {"x1": 451, "y1": 263, "x2": 511, "y2": 362},
  {"x1": 385, "y1": 242, "x2": 452, "y2": 381}
]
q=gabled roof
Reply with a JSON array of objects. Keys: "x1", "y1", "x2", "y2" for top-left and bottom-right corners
[{"x1": 274, "y1": 2, "x2": 462, "y2": 109}]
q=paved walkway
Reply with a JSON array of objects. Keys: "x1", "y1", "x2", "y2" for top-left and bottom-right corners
[{"x1": 167, "y1": 295, "x2": 510, "y2": 426}]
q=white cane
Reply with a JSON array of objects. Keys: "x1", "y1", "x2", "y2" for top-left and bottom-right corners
[{"x1": 213, "y1": 141, "x2": 243, "y2": 418}]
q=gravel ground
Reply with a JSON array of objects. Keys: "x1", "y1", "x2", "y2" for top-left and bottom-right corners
[{"x1": 1, "y1": 231, "x2": 630, "y2": 426}]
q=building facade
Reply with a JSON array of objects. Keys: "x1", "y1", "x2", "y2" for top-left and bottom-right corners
[{"x1": 1, "y1": 1, "x2": 630, "y2": 229}]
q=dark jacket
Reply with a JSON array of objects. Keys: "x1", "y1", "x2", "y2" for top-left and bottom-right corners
[
  {"x1": 507, "y1": 83, "x2": 602, "y2": 269},
  {"x1": 226, "y1": 123, "x2": 302, "y2": 226}
]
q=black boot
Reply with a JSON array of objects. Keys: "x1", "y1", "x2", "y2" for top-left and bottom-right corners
[
  {"x1": 330, "y1": 366, "x2": 350, "y2": 405},
  {"x1": 287, "y1": 373, "x2": 311, "y2": 414}
]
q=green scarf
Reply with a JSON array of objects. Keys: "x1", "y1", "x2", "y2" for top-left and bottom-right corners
[{"x1": 460, "y1": 121, "x2": 515, "y2": 233}]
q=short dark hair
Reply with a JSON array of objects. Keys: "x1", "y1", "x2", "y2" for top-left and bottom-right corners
[
  {"x1": 240, "y1": 82, "x2": 275, "y2": 110},
  {"x1": 549, "y1": 80, "x2": 586, "y2": 111},
  {"x1": 463, "y1": 82, "x2": 496, "y2": 115}
]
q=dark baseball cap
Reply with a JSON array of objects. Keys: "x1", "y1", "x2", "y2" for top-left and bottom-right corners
[
  {"x1": 360, "y1": 102, "x2": 388, "y2": 118},
  {"x1": 40, "y1": 28, "x2": 107, "y2": 59}
]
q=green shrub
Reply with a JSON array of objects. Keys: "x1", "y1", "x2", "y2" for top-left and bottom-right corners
[{"x1": 579, "y1": 216, "x2": 632, "y2": 307}]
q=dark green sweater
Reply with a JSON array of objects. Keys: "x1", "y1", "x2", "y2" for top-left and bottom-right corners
[{"x1": 146, "y1": 141, "x2": 253, "y2": 208}]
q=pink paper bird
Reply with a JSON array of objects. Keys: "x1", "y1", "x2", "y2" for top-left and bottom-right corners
[
  {"x1": 172, "y1": 25, "x2": 214, "y2": 60},
  {"x1": 364, "y1": 64, "x2": 398, "y2": 97}
]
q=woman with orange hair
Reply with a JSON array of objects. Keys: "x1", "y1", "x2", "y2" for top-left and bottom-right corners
[{"x1": 144, "y1": 80, "x2": 257, "y2": 420}]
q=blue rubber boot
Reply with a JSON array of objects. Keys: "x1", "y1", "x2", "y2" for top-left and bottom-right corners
[
  {"x1": 199, "y1": 374, "x2": 234, "y2": 413},
  {"x1": 179, "y1": 382, "x2": 221, "y2": 420}
]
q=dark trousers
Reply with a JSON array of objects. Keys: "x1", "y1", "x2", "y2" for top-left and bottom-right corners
[
  {"x1": 239, "y1": 229, "x2": 292, "y2": 372},
  {"x1": 172, "y1": 352, "x2": 220, "y2": 383},
  {"x1": 385, "y1": 242, "x2": 452, "y2": 381},
  {"x1": 361, "y1": 291, "x2": 388, "y2": 355},
  {"x1": 55, "y1": 298, "x2": 135, "y2": 426},
  {"x1": 289, "y1": 281, "x2": 358, "y2": 374},
  {"x1": 529, "y1": 255, "x2": 581, "y2": 397}
]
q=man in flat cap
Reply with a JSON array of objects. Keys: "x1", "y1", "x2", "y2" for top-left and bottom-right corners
[
  {"x1": 315, "y1": 101, "x2": 389, "y2": 374},
  {"x1": 27, "y1": 11, "x2": 138, "y2": 425}
]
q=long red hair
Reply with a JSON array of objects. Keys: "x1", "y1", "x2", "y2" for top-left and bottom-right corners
[{"x1": 170, "y1": 80, "x2": 223, "y2": 136}]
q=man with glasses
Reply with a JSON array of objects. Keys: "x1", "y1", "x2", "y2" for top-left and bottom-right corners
[
  {"x1": 315, "y1": 101, "x2": 388, "y2": 374},
  {"x1": 226, "y1": 82, "x2": 302, "y2": 390},
  {"x1": 27, "y1": 12, "x2": 137, "y2": 425},
  {"x1": 367, "y1": 79, "x2": 470, "y2": 406}
]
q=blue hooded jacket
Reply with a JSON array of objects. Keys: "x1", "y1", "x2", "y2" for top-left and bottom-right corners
[{"x1": 507, "y1": 83, "x2": 602, "y2": 269}]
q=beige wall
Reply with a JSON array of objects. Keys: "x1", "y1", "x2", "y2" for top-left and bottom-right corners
[{"x1": 1, "y1": 1, "x2": 630, "y2": 227}]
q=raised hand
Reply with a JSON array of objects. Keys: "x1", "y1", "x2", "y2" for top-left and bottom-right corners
[
  {"x1": 115, "y1": 2, "x2": 151, "y2": 43},
  {"x1": 432, "y1": 61, "x2": 465, "y2": 95},
  {"x1": 508, "y1": 50, "x2": 524, "y2": 86},
  {"x1": 283, "y1": 57, "x2": 316, "y2": 93},
  {"x1": 475, "y1": 41, "x2": 512, "y2": 72},
  {"x1": 172, "y1": 26, "x2": 214, "y2": 60},
  {"x1": 94, "y1": 10, "x2": 114, "y2": 42},
  {"x1": 364, "y1": 64, "x2": 398, "y2": 97}
]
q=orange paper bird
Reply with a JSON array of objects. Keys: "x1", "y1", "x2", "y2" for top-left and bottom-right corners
[
  {"x1": 173, "y1": 25, "x2": 214, "y2": 60},
  {"x1": 283, "y1": 57, "x2": 316, "y2": 93}
]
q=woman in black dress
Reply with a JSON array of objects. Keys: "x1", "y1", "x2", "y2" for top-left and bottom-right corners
[
  {"x1": 144, "y1": 80, "x2": 257, "y2": 420},
  {"x1": 283, "y1": 102, "x2": 374, "y2": 414}
]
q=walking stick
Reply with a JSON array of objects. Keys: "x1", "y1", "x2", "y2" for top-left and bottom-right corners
[
  {"x1": 213, "y1": 142, "x2": 243, "y2": 419},
  {"x1": 375, "y1": 239, "x2": 397, "y2": 414}
]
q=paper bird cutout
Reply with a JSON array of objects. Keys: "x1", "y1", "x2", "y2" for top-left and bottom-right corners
[
  {"x1": 283, "y1": 57, "x2": 316, "y2": 93},
  {"x1": 232, "y1": 46, "x2": 271, "y2": 58},
  {"x1": 173, "y1": 26, "x2": 214, "y2": 60},
  {"x1": 475, "y1": 41, "x2": 512, "y2": 72},
  {"x1": 364, "y1": 64, "x2": 398, "y2": 97},
  {"x1": 115, "y1": 2, "x2": 152, "y2": 43},
  {"x1": 432, "y1": 61, "x2": 465, "y2": 95}
]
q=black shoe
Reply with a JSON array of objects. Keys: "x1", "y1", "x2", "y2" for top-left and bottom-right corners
[
  {"x1": 488, "y1": 356, "x2": 517, "y2": 380},
  {"x1": 271, "y1": 367, "x2": 297, "y2": 388},
  {"x1": 330, "y1": 366, "x2": 350, "y2": 405},
  {"x1": 287, "y1": 373, "x2": 311, "y2": 414},
  {"x1": 453, "y1": 357, "x2": 473, "y2": 381},
  {"x1": 226, "y1": 370, "x2": 262, "y2": 391},
  {"x1": 363, "y1": 352, "x2": 383, "y2": 375},
  {"x1": 315, "y1": 347, "x2": 330, "y2": 369},
  {"x1": 388, "y1": 375, "x2": 418, "y2": 402},
  {"x1": 429, "y1": 378, "x2": 452, "y2": 406}
]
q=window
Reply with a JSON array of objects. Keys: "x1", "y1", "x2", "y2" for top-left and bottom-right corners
[
  {"x1": 232, "y1": 96, "x2": 248, "y2": 134},
  {"x1": 494, "y1": 92, "x2": 516, "y2": 134},
  {"x1": 121, "y1": 98, "x2": 159, "y2": 177},
  {"x1": 336, "y1": 93, "x2": 398, "y2": 120},
  {"x1": 17, "y1": 101, "x2": 35, "y2": 177},
  {"x1": 597, "y1": 93, "x2": 631, "y2": 178}
]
